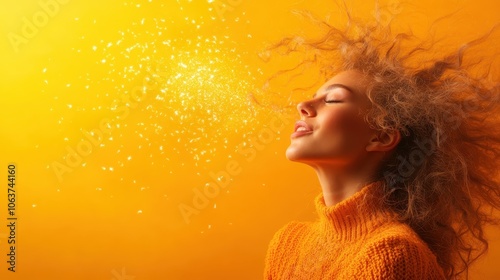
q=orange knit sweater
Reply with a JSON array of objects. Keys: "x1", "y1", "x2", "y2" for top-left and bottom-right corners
[{"x1": 263, "y1": 181, "x2": 446, "y2": 279}]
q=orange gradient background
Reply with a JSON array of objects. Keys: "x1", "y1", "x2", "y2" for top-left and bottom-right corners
[{"x1": 0, "y1": 0, "x2": 499, "y2": 279}]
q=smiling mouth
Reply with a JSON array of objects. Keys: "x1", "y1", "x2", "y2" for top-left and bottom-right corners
[{"x1": 291, "y1": 120, "x2": 313, "y2": 139}]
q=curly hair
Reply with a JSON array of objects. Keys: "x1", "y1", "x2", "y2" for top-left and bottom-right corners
[{"x1": 262, "y1": 4, "x2": 500, "y2": 279}]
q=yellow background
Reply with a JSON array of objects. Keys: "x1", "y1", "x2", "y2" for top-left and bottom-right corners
[{"x1": 0, "y1": 0, "x2": 499, "y2": 279}]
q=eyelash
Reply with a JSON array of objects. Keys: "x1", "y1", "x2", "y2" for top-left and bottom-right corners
[{"x1": 325, "y1": 100, "x2": 342, "y2": 103}]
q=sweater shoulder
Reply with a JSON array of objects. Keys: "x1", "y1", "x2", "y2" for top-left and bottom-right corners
[
  {"x1": 367, "y1": 222, "x2": 435, "y2": 254},
  {"x1": 266, "y1": 220, "x2": 311, "y2": 252},
  {"x1": 263, "y1": 221, "x2": 311, "y2": 279},
  {"x1": 353, "y1": 224, "x2": 446, "y2": 280}
]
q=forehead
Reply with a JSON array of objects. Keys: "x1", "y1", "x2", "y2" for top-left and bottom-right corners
[{"x1": 316, "y1": 70, "x2": 370, "y2": 97}]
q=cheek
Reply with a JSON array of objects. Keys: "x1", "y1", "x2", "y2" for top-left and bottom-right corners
[
  {"x1": 318, "y1": 110, "x2": 370, "y2": 147},
  {"x1": 321, "y1": 110, "x2": 365, "y2": 133}
]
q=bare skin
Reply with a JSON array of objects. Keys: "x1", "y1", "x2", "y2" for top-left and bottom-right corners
[{"x1": 286, "y1": 70, "x2": 401, "y2": 207}]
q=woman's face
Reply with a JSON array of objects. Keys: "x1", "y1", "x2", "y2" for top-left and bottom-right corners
[{"x1": 286, "y1": 70, "x2": 376, "y2": 167}]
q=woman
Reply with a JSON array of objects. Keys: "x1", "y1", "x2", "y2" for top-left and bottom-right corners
[{"x1": 262, "y1": 6, "x2": 500, "y2": 280}]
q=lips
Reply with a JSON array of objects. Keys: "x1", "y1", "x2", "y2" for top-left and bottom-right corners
[
  {"x1": 291, "y1": 120, "x2": 313, "y2": 139},
  {"x1": 294, "y1": 120, "x2": 312, "y2": 132}
]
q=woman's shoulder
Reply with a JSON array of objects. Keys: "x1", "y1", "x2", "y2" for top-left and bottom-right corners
[
  {"x1": 264, "y1": 220, "x2": 314, "y2": 255},
  {"x1": 368, "y1": 220, "x2": 430, "y2": 246},
  {"x1": 263, "y1": 220, "x2": 314, "y2": 276},
  {"x1": 268, "y1": 220, "x2": 312, "y2": 243},
  {"x1": 353, "y1": 222, "x2": 446, "y2": 279},
  {"x1": 365, "y1": 220, "x2": 435, "y2": 256}
]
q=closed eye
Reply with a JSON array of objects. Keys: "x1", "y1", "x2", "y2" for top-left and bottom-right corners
[{"x1": 325, "y1": 100, "x2": 342, "y2": 103}]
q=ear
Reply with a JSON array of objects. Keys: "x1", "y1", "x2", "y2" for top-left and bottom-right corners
[{"x1": 365, "y1": 129, "x2": 401, "y2": 152}]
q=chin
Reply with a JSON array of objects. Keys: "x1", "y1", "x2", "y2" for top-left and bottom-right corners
[
  {"x1": 285, "y1": 153, "x2": 299, "y2": 162},
  {"x1": 286, "y1": 146, "x2": 311, "y2": 162},
  {"x1": 285, "y1": 146, "x2": 298, "y2": 161}
]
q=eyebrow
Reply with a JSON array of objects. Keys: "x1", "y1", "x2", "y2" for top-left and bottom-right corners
[{"x1": 312, "y1": 84, "x2": 354, "y2": 98}]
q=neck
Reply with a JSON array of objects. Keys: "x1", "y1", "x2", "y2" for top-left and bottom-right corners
[{"x1": 309, "y1": 157, "x2": 382, "y2": 207}]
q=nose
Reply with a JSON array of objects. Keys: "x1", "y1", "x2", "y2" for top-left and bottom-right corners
[{"x1": 297, "y1": 100, "x2": 316, "y2": 117}]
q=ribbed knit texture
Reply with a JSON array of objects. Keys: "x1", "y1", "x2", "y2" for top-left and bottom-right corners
[{"x1": 263, "y1": 181, "x2": 446, "y2": 279}]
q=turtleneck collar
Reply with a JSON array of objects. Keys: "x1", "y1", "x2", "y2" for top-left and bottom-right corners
[{"x1": 314, "y1": 180, "x2": 399, "y2": 241}]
